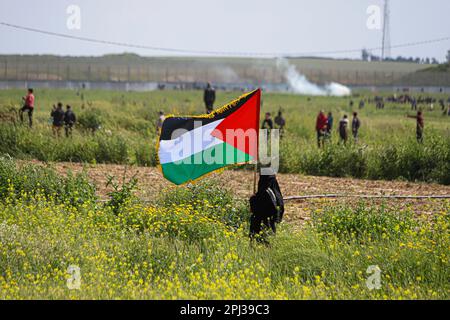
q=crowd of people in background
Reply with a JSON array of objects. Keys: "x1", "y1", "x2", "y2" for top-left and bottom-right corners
[
  {"x1": 370, "y1": 94, "x2": 450, "y2": 114},
  {"x1": 315, "y1": 111, "x2": 361, "y2": 147},
  {"x1": 199, "y1": 83, "x2": 447, "y2": 147},
  {"x1": 16, "y1": 85, "x2": 450, "y2": 146},
  {"x1": 261, "y1": 110, "x2": 286, "y2": 138},
  {"x1": 50, "y1": 103, "x2": 77, "y2": 138},
  {"x1": 346, "y1": 92, "x2": 450, "y2": 144},
  {"x1": 18, "y1": 88, "x2": 77, "y2": 137}
]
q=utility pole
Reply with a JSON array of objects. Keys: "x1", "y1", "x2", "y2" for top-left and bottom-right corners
[{"x1": 381, "y1": 0, "x2": 391, "y2": 60}]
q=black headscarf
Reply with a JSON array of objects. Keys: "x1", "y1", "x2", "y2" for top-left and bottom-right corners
[{"x1": 256, "y1": 174, "x2": 284, "y2": 220}]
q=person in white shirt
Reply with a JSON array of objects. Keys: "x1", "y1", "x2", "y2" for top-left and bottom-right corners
[{"x1": 338, "y1": 115, "x2": 349, "y2": 144}]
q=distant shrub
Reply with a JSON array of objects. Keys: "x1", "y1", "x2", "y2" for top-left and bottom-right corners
[
  {"x1": 134, "y1": 141, "x2": 157, "y2": 167},
  {"x1": 282, "y1": 134, "x2": 450, "y2": 185},
  {"x1": 0, "y1": 123, "x2": 133, "y2": 164},
  {"x1": 368, "y1": 134, "x2": 450, "y2": 184},
  {"x1": 279, "y1": 139, "x2": 302, "y2": 174},
  {"x1": 96, "y1": 134, "x2": 129, "y2": 164},
  {"x1": 0, "y1": 156, "x2": 96, "y2": 206},
  {"x1": 116, "y1": 116, "x2": 152, "y2": 133},
  {"x1": 78, "y1": 109, "x2": 102, "y2": 132},
  {"x1": 299, "y1": 144, "x2": 368, "y2": 178}
]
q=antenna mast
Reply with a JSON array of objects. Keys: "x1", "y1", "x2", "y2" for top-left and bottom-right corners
[{"x1": 381, "y1": 0, "x2": 391, "y2": 60}]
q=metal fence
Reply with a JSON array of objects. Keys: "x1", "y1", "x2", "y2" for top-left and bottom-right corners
[{"x1": 0, "y1": 58, "x2": 449, "y2": 87}]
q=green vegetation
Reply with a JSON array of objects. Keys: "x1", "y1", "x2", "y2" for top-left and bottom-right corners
[
  {"x1": 281, "y1": 134, "x2": 450, "y2": 184},
  {"x1": 421, "y1": 63, "x2": 450, "y2": 73},
  {"x1": 0, "y1": 88, "x2": 449, "y2": 184},
  {"x1": 0, "y1": 156, "x2": 96, "y2": 206},
  {"x1": 0, "y1": 158, "x2": 448, "y2": 299}
]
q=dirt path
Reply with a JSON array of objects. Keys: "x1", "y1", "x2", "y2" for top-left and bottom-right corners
[{"x1": 29, "y1": 161, "x2": 450, "y2": 224}]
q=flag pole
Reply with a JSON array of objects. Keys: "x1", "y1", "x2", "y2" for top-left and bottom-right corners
[
  {"x1": 253, "y1": 161, "x2": 257, "y2": 194},
  {"x1": 253, "y1": 88, "x2": 261, "y2": 195}
]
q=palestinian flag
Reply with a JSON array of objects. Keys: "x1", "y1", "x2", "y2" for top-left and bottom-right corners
[{"x1": 158, "y1": 89, "x2": 261, "y2": 185}]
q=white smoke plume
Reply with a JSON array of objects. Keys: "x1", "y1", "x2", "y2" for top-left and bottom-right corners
[
  {"x1": 276, "y1": 58, "x2": 351, "y2": 96},
  {"x1": 210, "y1": 65, "x2": 240, "y2": 83}
]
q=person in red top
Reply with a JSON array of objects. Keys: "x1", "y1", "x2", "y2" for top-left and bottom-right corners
[
  {"x1": 20, "y1": 88, "x2": 35, "y2": 127},
  {"x1": 407, "y1": 111, "x2": 424, "y2": 143},
  {"x1": 315, "y1": 110, "x2": 328, "y2": 148}
]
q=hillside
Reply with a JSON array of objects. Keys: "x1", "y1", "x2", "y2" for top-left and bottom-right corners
[{"x1": 0, "y1": 54, "x2": 441, "y2": 86}]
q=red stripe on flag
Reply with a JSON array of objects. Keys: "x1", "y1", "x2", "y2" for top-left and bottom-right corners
[{"x1": 211, "y1": 89, "x2": 261, "y2": 159}]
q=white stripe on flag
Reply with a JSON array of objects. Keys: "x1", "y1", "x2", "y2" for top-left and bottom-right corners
[{"x1": 159, "y1": 119, "x2": 224, "y2": 164}]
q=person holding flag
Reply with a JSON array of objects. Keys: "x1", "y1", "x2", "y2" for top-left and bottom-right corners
[
  {"x1": 157, "y1": 89, "x2": 284, "y2": 241},
  {"x1": 249, "y1": 168, "x2": 284, "y2": 242}
]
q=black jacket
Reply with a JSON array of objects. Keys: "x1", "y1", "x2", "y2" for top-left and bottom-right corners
[
  {"x1": 51, "y1": 108, "x2": 65, "y2": 126},
  {"x1": 250, "y1": 174, "x2": 284, "y2": 222},
  {"x1": 64, "y1": 110, "x2": 76, "y2": 125},
  {"x1": 203, "y1": 88, "x2": 216, "y2": 104},
  {"x1": 261, "y1": 119, "x2": 273, "y2": 130},
  {"x1": 352, "y1": 117, "x2": 361, "y2": 131}
]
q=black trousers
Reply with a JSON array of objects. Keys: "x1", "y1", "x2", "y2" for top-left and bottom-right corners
[
  {"x1": 20, "y1": 105, "x2": 33, "y2": 127},
  {"x1": 249, "y1": 213, "x2": 276, "y2": 239},
  {"x1": 205, "y1": 101, "x2": 214, "y2": 113},
  {"x1": 65, "y1": 123, "x2": 74, "y2": 137},
  {"x1": 416, "y1": 127, "x2": 423, "y2": 143}
]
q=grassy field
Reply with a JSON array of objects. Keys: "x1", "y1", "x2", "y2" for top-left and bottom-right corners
[
  {"x1": 0, "y1": 88, "x2": 449, "y2": 299},
  {"x1": 0, "y1": 158, "x2": 448, "y2": 299},
  {"x1": 0, "y1": 88, "x2": 449, "y2": 183}
]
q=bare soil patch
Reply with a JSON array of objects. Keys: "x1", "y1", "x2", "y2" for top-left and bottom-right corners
[{"x1": 26, "y1": 161, "x2": 450, "y2": 225}]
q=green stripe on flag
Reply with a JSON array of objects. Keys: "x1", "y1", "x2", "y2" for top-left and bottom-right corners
[{"x1": 161, "y1": 142, "x2": 253, "y2": 185}]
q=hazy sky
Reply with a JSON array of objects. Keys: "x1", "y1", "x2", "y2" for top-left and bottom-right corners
[{"x1": 0, "y1": 0, "x2": 449, "y2": 61}]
